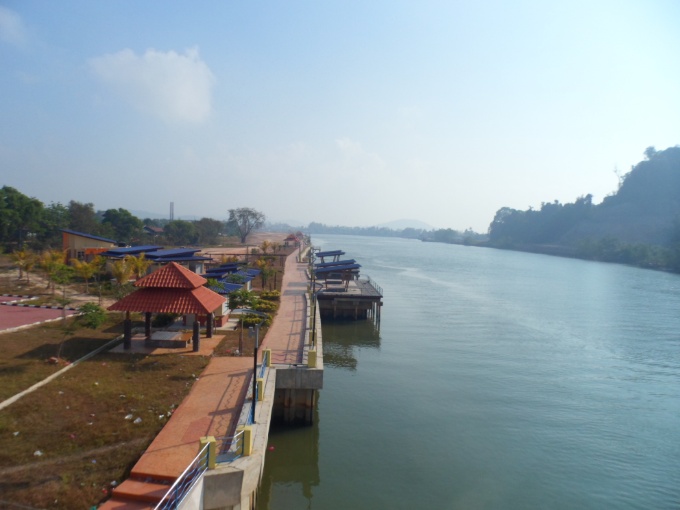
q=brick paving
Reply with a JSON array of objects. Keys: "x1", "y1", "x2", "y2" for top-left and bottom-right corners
[{"x1": 260, "y1": 252, "x2": 308, "y2": 364}]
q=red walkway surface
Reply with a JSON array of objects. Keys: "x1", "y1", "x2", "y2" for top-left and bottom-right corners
[
  {"x1": 0, "y1": 297, "x2": 78, "y2": 331},
  {"x1": 260, "y1": 253, "x2": 308, "y2": 364},
  {"x1": 100, "y1": 250, "x2": 309, "y2": 508}
]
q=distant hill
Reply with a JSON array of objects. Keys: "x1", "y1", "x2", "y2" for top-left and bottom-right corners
[{"x1": 487, "y1": 146, "x2": 680, "y2": 269}]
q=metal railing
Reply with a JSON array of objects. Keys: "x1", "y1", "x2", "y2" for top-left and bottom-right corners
[
  {"x1": 366, "y1": 275, "x2": 383, "y2": 296},
  {"x1": 215, "y1": 429, "x2": 245, "y2": 462},
  {"x1": 154, "y1": 442, "x2": 210, "y2": 510},
  {"x1": 259, "y1": 350, "x2": 269, "y2": 379}
]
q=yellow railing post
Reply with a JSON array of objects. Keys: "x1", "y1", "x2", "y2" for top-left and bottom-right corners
[
  {"x1": 236, "y1": 426, "x2": 253, "y2": 456},
  {"x1": 199, "y1": 436, "x2": 217, "y2": 469},
  {"x1": 257, "y1": 377, "x2": 265, "y2": 401},
  {"x1": 262, "y1": 348, "x2": 272, "y2": 367},
  {"x1": 307, "y1": 349, "x2": 317, "y2": 368}
]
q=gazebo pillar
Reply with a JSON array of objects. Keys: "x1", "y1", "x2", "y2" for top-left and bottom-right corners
[
  {"x1": 207, "y1": 313, "x2": 214, "y2": 338},
  {"x1": 145, "y1": 312, "x2": 152, "y2": 338},
  {"x1": 124, "y1": 311, "x2": 132, "y2": 350},
  {"x1": 193, "y1": 320, "x2": 200, "y2": 352}
]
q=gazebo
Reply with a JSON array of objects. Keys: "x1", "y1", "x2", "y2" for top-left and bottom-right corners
[{"x1": 108, "y1": 262, "x2": 226, "y2": 351}]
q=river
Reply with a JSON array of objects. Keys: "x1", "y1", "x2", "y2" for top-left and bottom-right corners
[{"x1": 258, "y1": 235, "x2": 680, "y2": 509}]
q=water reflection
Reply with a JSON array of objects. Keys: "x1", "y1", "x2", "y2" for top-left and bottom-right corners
[
  {"x1": 321, "y1": 320, "x2": 381, "y2": 371},
  {"x1": 258, "y1": 406, "x2": 320, "y2": 510}
]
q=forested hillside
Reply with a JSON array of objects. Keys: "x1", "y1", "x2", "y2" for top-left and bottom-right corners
[{"x1": 487, "y1": 146, "x2": 680, "y2": 270}]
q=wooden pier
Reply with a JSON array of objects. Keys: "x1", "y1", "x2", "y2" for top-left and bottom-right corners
[{"x1": 315, "y1": 277, "x2": 383, "y2": 323}]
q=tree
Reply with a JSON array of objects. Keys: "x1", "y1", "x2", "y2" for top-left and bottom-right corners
[
  {"x1": 71, "y1": 258, "x2": 97, "y2": 293},
  {"x1": 0, "y1": 186, "x2": 44, "y2": 247},
  {"x1": 195, "y1": 217, "x2": 223, "y2": 245},
  {"x1": 164, "y1": 220, "x2": 197, "y2": 246},
  {"x1": 228, "y1": 208, "x2": 265, "y2": 244},
  {"x1": 11, "y1": 248, "x2": 35, "y2": 281},
  {"x1": 40, "y1": 202, "x2": 69, "y2": 247},
  {"x1": 101, "y1": 208, "x2": 143, "y2": 244},
  {"x1": 39, "y1": 249, "x2": 67, "y2": 294},
  {"x1": 228, "y1": 288, "x2": 255, "y2": 354},
  {"x1": 125, "y1": 253, "x2": 152, "y2": 280},
  {"x1": 68, "y1": 200, "x2": 100, "y2": 234},
  {"x1": 259, "y1": 240, "x2": 272, "y2": 255},
  {"x1": 110, "y1": 259, "x2": 135, "y2": 299}
]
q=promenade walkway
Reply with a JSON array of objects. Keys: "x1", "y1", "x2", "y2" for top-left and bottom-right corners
[
  {"x1": 101, "y1": 249, "x2": 309, "y2": 509},
  {"x1": 260, "y1": 251, "x2": 308, "y2": 364}
]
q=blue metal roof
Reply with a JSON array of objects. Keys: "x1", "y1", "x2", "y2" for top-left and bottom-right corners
[
  {"x1": 146, "y1": 248, "x2": 201, "y2": 258},
  {"x1": 208, "y1": 281, "x2": 243, "y2": 294},
  {"x1": 206, "y1": 263, "x2": 239, "y2": 273},
  {"x1": 316, "y1": 250, "x2": 345, "y2": 257},
  {"x1": 61, "y1": 229, "x2": 117, "y2": 244},
  {"x1": 100, "y1": 245, "x2": 163, "y2": 257},
  {"x1": 151, "y1": 256, "x2": 212, "y2": 262},
  {"x1": 315, "y1": 259, "x2": 356, "y2": 268},
  {"x1": 315, "y1": 263, "x2": 361, "y2": 274}
]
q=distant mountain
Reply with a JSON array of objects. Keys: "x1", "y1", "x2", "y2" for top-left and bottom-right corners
[{"x1": 375, "y1": 219, "x2": 433, "y2": 230}]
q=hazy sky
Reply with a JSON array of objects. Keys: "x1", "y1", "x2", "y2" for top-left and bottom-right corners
[{"x1": 1, "y1": 1, "x2": 679, "y2": 232}]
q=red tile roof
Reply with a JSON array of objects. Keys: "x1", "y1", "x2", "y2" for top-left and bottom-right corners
[
  {"x1": 108, "y1": 262, "x2": 225, "y2": 314},
  {"x1": 135, "y1": 262, "x2": 207, "y2": 289},
  {"x1": 108, "y1": 287, "x2": 225, "y2": 314}
]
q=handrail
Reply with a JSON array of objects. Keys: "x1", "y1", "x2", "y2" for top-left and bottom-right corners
[
  {"x1": 154, "y1": 442, "x2": 210, "y2": 510},
  {"x1": 259, "y1": 350, "x2": 268, "y2": 379},
  {"x1": 366, "y1": 275, "x2": 383, "y2": 296},
  {"x1": 215, "y1": 429, "x2": 245, "y2": 462}
]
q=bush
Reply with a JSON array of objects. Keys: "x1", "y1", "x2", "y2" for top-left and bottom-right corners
[
  {"x1": 77, "y1": 303, "x2": 107, "y2": 329},
  {"x1": 260, "y1": 290, "x2": 280, "y2": 301},
  {"x1": 242, "y1": 313, "x2": 272, "y2": 328},
  {"x1": 253, "y1": 299, "x2": 276, "y2": 312},
  {"x1": 152, "y1": 313, "x2": 180, "y2": 327}
]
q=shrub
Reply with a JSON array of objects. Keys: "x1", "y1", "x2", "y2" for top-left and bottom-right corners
[
  {"x1": 253, "y1": 299, "x2": 276, "y2": 312},
  {"x1": 260, "y1": 290, "x2": 280, "y2": 301},
  {"x1": 77, "y1": 303, "x2": 107, "y2": 329},
  {"x1": 242, "y1": 313, "x2": 272, "y2": 328}
]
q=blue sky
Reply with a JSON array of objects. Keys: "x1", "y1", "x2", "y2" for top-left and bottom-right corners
[{"x1": 1, "y1": 1, "x2": 679, "y2": 231}]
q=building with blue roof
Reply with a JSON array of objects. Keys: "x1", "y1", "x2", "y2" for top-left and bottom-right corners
[{"x1": 61, "y1": 229, "x2": 118, "y2": 262}]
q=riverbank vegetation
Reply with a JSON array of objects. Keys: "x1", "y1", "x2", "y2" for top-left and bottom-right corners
[{"x1": 486, "y1": 146, "x2": 680, "y2": 271}]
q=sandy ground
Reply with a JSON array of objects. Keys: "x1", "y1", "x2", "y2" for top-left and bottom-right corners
[{"x1": 200, "y1": 231, "x2": 291, "y2": 259}]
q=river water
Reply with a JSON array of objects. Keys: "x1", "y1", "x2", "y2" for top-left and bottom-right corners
[{"x1": 258, "y1": 235, "x2": 680, "y2": 509}]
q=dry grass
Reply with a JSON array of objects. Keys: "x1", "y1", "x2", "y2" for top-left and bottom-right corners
[
  {"x1": 0, "y1": 244, "x2": 293, "y2": 508},
  {"x1": 0, "y1": 327, "x2": 210, "y2": 508}
]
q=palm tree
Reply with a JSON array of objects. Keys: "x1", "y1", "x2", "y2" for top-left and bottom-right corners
[
  {"x1": 10, "y1": 248, "x2": 35, "y2": 281},
  {"x1": 110, "y1": 259, "x2": 135, "y2": 300},
  {"x1": 259, "y1": 240, "x2": 272, "y2": 255},
  {"x1": 125, "y1": 253, "x2": 152, "y2": 280},
  {"x1": 39, "y1": 249, "x2": 66, "y2": 294},
  {"x1": 71, "y1": 258, "x2": 97, "y2": 293}
]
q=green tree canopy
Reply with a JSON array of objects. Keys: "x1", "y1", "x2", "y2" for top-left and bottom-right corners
[
  {"x1": 68, "y1": 200, "x2": 100, "y2": 234},
  {"x1": 101, "y1": 208, "x2": 143, "y2": 244},
  {"x1": 0, "y1": 186, "x2": 44, "y2": 247},
  {"x1": 164, "y1": 220, "x2": 198, "y2": 246},
  {"x1": 195, "y1": 217, "x2": 222, "y2": 245}
]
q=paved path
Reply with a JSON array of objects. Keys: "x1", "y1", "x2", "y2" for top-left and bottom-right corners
[
  {"x1": 260, "y1": 253, "x2": 308, "y2": 364},
  {"x1": 0, "y1": 296, "x2": 78, "y2": 332},
  {"x1": 101, "y1": 249, "x2": 309, "y2": 508}
]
